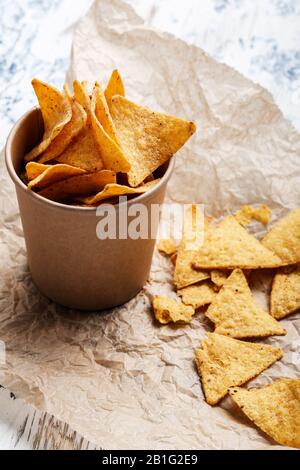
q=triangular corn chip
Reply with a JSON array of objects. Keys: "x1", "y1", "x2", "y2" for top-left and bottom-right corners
[
  {"x1": 271, "y1": 265, "x2": 300, "y2": 319},
  {"x1": 38, "y1": 99, "x2": 87, "y2": 163},
  {"x1": 210, "y1": 270, "x2": 229, "y2": 288},
  {"x1": 38, "y1": 170, "x2": 116, "y2": 203},
  {"x1": 105, "y1": 69, "x2": 125, "y2": 109},
  {"x1": 235, "y1": 205, "x2": 271, "y2": 227},
  {"x1": 193, "y1": 216, "x2": 282, "y2": 269},
  {"x1": 177, "y1": 282, "x2": 216, "y2": 309},
  {"x1": 28, "y1": 164, "x2": 86, "y2": 191},
  {"x1": 26, "y1": 162, "x2": 51, "y2": 181},
  {"x1": 93, "y1": 83, "x2": 119, "y2": 144},
  {"x1": 174, "y1": 205, "x2": 210, "y2": 289},
  {"x1": 262, "y1": 209, "x2": 300, "y2": 264},
  {"x1": 157, "y1": 238, "x2": 177, "y2": 256},
  {"x1": 25, "y1": 79, "x2": 72, "y2": 162},
  {"x1": 205, "y1": 269, "x2": 286, "y2": 338},
  {"x1": 90, "y1": 88, "x2": 131, "y2": 173},
  {"x1": 152, "y1": 296, "x2": 194, "y2": 324},
  {"x1": 73, "y1": 80, "x2": 90, "y2": 112},
  {"x1": 110, "y1": 96, "x2": 196, "y2": 187},
  {"x1": 195, "y1": 333, "x2": 283, "y2": 405},
  {"x1": 229, "y1": 378, "x2": 300, "y2": 449},
  {"x1": 78, "y1": 179, "x2": 159, "y2": 205}
]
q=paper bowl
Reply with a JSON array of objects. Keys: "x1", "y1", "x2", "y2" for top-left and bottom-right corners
[{"x1": 5, "y1": 108, "x2": 174, "y2": 310}]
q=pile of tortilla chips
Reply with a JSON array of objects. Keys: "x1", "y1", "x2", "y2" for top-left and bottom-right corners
[
  {"x1": 154, "y1": 205, "x2": 300, "y2": 448},
  {"x1": 23, "y1": 72, "x2": 196, "y2": 205}
]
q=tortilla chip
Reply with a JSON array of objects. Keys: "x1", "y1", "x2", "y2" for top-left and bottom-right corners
[
  {"x1": 78, "y1": 179, "x2": 158, "y2": 205},
  {"x1": 37, "y1": 99, "x2": 87, "y2": 163},
  {"x1": 177, "y1": 282, "x2": 216, "y2": 309},
  {"x1": 73, "y1": 80, "x2": 90, "y2": 112},
  {"x1": 38, "y1": 170, "x2": 116, "y2": 202},
  {"x1": 110, "y1": 96, "x2": 196, "y2": 187},
  {"x1": 174, "y1": 204, "x2": 210, "y2": 289},
  {"x1": 157, "y1": 238, "x2": 177, "y2": 256},
  {"x1": 210, "y1": 270, "x2": 229, "y2": 288},
  {"x1": 193, "y1": 216, "x2": 282, "y2": 270},
  {"x1": 105, "y1": 69, "x2": 125, "y2": 109},
  {"x1": 28, "y1": 164, "x2": 86, "y2": 191},
  {"x1": 90, "y1": 89, "x2": 131, "y2": 173},
  {"x1": 235, "y1": 205, "x2": 271, "y2": 227},
  {"x1": 195, "y1": 333, "x2": 283, "y2": 405},
  {"x1": 152, "y1": 295, "x2": 195, "y2": 324},
  {"x1": 270, "y1": 265, "x2": 300, "y2": 319},
  {"x1": 205, "y1": 269, "x2": 286, "y2": 338},
  {"x1": 229, "y1": 378, "x2": 300, "y2": 448},
  {"x1": 25, "y1": 162, "x2": 52, "y2": 181},
  {"x1": 262, "y1": 209, "x2": 300, "y2": 264},
  {"x1": 93, "y1": 83, "x2": 119, "y2": 144},
  {"x1": 25, "y1": 79, "x2": 72, "y2": 162}
]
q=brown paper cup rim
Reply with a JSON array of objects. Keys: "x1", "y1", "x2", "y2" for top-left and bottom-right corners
[{"x1": 5, "y1": 107, "x2": 175, "y2": 213}]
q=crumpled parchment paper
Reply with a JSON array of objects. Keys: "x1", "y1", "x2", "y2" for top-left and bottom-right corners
[{"x1": 1, "y1": 0, "x2": 300, "y2": 450}]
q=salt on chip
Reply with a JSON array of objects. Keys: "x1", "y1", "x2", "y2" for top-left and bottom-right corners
[
  {"x1": 195, "y1": 333, "x2": 283, "y2": 405},
  {"x1": 193, "y1": 216, "x2": 282, "y2": 270},
  {"x1": 157, "y1": 238, "x2": 177, "y2": 256},
  {"x1": 110, "y1": 96, "x2": 196, "y2": 187},
  {"x1": 210, "y1": 270, "x2": 229, "y2": 288},
  {"x1": 229, "y1": 378, "x2": 300, "y2": 449},
  {"x1": 78, "y1": 179, "x2": 159, "y2": 205},
  {"x1": 177, "y1": 282, "x2": 216, "y2": 309},
  {"x1": 174, "y1": 204, "x2": 210, "y2": 289},
  {"x1": 38, "y1": 170, "x2": 116, "y2": 203},
  {"x1": 262, "y1": 209, "x2": 300, "y2": 265},
  {"x1": 205, "y1": 269, "x2": 286, "y2": 338},
  {"x1": 93, "y1": 83, "x2": 119, "y2": 144},
  {"x1": 271, "y1": 265, "x2": 300, "y2": 319},
  {"x1": 26, "y1": 162, "x2": 51, "y2": 181},
  {"x1": 25, "y1": 79, "x2": 72, "y2": 162},
  {"x1": 152, "y1": 296, "x2": 195, "y2": 324},
  {"x1": 235, "y1": 204, "x2": 271, "y2": 227},
  {"x1": 104, "y1": 69, "x2": 125, "y2": 109},
  {"x1": 28, "y1": 164, "x2": 86, "y2": 191},
  {"x1": 90, "y1": 89, "x2": 131, "y2": 173},
  {"x1": 38, "y1": 99, "x2": 87, "y2": 163}
]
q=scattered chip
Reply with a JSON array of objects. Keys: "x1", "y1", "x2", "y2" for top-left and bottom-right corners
[
  {"x1": 270, "y1": 265, "x2": 300, "y2": 319},
  {"x1": 152, "y1": 295, "x2": 195, "y2": 324},
  {"x1": 90, "y1": 88, "x2": 131, "y2": 173},
  {"x1": 174, "y1": 205, "x2": 210, "y2": 289},
  {"x1": 193, "y1": 216, "x2": 282, "y2": 270},
  {"x1": 27, "y1": 164, "x2": 86, "y2": 191},
  {"x1": 25, "y1": 79, "x2": 72, "y2": 162},
  {"x1": 93, "y1": 83, "x2": 119, "y2": 144},
  {"x1": 38, "y1": 99, "x2": 87, "y2": 163},
  {"x1": 157, "y1": 238, "x2": 177, "y2": 256},
  {"x1": 195, "y1": 333, "x2": 283, "y2": 405},
  {"x1": 235, "y1": 204, "x2": 272, "y2": 226},
  {"x1": 229, "y1": 378, "x2": 300, "y2": 449},
  {"x1": 104, "y1": 69, "x2": 125, "y2": 109},
  {"x1": 210, "y1": 270, "x2": 229, "y2": 288},
  {"x1": 205, "y1": 269, "x2": 286, "y2": 338},
  {"x1": 110, "y1": 95, "x2": 196, "y2": 187},
  {"x1": 78, "y1": 179, "x2": 159, "y2": 205},
  {"x1": 262, "y1": 209, "x2": 300, "y2": 264},
  {"x1": 25, "y1": 162, "x2": 51, "y2": 181},
  {"x1": 38, "y1": 170, "x2": 116, "y2": 202},
  {"x1": 177, "y1": 282, "x2": 216, "y2": 309}
]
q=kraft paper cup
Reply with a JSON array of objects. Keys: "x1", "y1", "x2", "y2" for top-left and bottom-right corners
[{"x1": 5, "y1": 108, "x2": 174, "y2": 310}]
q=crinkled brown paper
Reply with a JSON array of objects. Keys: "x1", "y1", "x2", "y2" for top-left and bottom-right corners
[{"x1": 1, "y1": 0, "x2": 300, "y2": 450}]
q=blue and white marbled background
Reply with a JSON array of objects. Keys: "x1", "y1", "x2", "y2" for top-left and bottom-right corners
[{"x1": 1, "y1": 0, "x2": 300, "y2": 152}]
